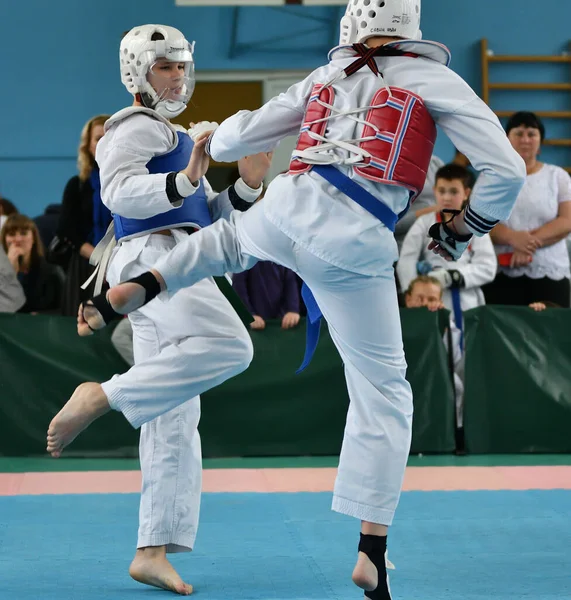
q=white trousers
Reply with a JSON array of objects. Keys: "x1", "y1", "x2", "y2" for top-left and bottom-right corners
[
  {"x1": 110, "y1": 317, "x2": 134, "y2": 366},
  {"x1": 101, "y1": 232, "x2": 253, "y2": 552},
  {"x1": 152, "y1": 204, "x2": 413, "y2": 526}
]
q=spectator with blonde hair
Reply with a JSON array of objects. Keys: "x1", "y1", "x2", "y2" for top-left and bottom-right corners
[
  {"x1": 1, "y1": 214, "x2": 64, "y2": 314},
  {"x1": 53, "y1": 114, "x2": 112, "y2": 315},
  {"x1": 403, "y1": 274, "x2": 445, "y2": 312}
]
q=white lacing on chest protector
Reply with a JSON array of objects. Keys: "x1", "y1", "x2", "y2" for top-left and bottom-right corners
[{"x1": 294, "y1": 72, "x2": 395, "y2": 168}]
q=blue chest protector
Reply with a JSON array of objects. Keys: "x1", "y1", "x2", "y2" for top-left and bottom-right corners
[
  {"x1": 89, "y1": 168, "x2": 113, "y2": 246},
  {"x1": 114, "y1": 131, "x2": 212, "y2": 241}
]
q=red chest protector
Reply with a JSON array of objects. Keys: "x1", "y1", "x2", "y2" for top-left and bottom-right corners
[
  {"x1": 289, "y1": 83, "x2": 335, "y2": 176},
  {"x1": 289, "y1": 80, "x2": 437, "y2": 203}
]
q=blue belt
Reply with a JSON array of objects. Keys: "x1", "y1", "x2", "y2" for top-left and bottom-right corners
[{"x1": 297, "y1": 165, "x2": 400, "y2": 373}]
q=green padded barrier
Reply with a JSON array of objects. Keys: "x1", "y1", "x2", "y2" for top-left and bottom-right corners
[
  {"x1": 463, "y1": 306, "x2": 571, "y2": 453},
  {"x1": 0, "y1": 309, "x2": 455, "y2": 458}
]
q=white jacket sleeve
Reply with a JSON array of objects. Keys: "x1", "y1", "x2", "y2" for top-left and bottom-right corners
[
  {"x1": 396, "y1": 217, "x2": 427, "y2": 293},
  {"x1": 205, "y1": 177, "x2": 263, "y2": 223},
  {"x1": 424, "y1": 68, "x2": 526, "y2": 234},
  {"x1": 208, "y1": 69, "x2": 326, "y2": 163},
  {"x1": 453, "y1": 234, "x2": 498, "y2": 289},
  {"x1": 204, "y1": 177, "x2": 236, "y2": 223}
]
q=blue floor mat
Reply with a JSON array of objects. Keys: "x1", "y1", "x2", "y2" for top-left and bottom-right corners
[{"x1": 1, "y1": 490, "x2": 570, "y2": 599}]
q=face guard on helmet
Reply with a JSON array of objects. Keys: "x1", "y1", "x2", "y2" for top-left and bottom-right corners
[
  {"x1": 120, "y1": 24, "x2": 195, "y2": 119},
  {"x1": 339, "y1": 0, "x2": 422, "y2": 46}
]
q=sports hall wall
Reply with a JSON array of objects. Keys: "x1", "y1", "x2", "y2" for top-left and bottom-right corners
[{"x1": 2, "y1": 0, "x2": 570, "y2": 218}]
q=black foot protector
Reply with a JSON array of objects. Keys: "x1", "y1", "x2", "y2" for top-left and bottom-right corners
[
  {"x1": 81, "y1": 293, "x2": 122, "y2": 332},
  {"x1": 359, "y1": 534, "x2": 392, "y2": 600},
  {"x1": 82, "y1": 272, "x2": 162, "y2": 331}
]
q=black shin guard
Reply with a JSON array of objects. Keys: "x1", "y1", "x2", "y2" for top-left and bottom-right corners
[
  {"x1": 358, "y1": 534, "x2": 391, "y2": 600},
  {"x1": 124, "y1": 271, "x2": 162, "y2": 305}
]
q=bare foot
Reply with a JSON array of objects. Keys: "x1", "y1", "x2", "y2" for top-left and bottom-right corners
[
  {"x1": 352, "y1": 551, "x2": 378, "y2": 592},
  {"x1": 129, "y1": 547, "x2": 193, "y2": 595},
  {"x1": 77, "y1": 302, "x2": 99, "y2": 337},
  {"x1": 352, "y1": 551, "x2": 392, "y2": 598},
  {"x1": 47, "y1": 382, "x2": 111, "y2": 457}
]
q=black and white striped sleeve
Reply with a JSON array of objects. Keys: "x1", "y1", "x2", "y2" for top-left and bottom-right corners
[{"x1": 464, "y1": 204, "x2": 500, "y2": 236}]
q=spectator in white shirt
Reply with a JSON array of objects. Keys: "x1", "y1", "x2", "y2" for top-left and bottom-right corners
[{"x1": 484, "y1": 112, "x2": 571, "y2": 307}]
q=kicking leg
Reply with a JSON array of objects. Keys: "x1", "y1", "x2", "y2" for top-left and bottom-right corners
[
  {"x1": 49, "y1": 279, "x2": 254, "y2": 452},
  {"x1": 81, "y1": 214, "x2": 253, "y2": 331},
  {"x1": 49, "y1": 227, "x2": 255, "y2": 453}
]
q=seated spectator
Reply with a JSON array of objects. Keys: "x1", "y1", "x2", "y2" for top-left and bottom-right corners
[
  {"x1": 404, "y1": 275, "x2": 464, "y2": 427},
  {"x1": 1, "y1": 214, "x2": 64, "y2": 314},
  {"x1": 394, "y1": 154, "x2": 444, "y2": 250},
  {"x1": 403, "y1": 274, "x2": 444, "y2": 312},
  {"x1": 54, "y1": 114, "x2": 111, "y2": 315},
  {"x1": 0, "y1": 197, "x2": 19, "y2": 231},
  {"x1": 529, "y1": 300, "x2": 562, "y2": 312},
  {"x1": 397, "y1": 164, "x2": 497, "y2": 329},
  {"x1": 484, "y1": 112, "x2": 571, "y2": 307},
  {"x1": 232, "y1": 261, "x2": 301, "y2": 331},
  {"x1": 0, "y1": 244, "x2": 25, "y2": 313}
]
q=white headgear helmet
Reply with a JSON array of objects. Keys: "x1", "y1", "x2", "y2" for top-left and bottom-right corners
[
  {"x1": 120, "y1": 24, "x2": 195, "y2": 119},
  {"x1": 339, "y1": 0, "x2": 422, "y2": 46}
]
